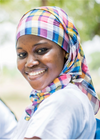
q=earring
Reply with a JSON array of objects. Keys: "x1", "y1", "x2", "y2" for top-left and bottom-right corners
[{"x1": 65, "y1": 53, "x2": 69, "y2": 59}]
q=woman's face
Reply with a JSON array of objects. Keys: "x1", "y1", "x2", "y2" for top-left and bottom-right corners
[{"x1": 16, "y1": 35, "x2": 65, "y2": 90}]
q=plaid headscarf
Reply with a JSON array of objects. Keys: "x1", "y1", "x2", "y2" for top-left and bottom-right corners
[{"x1": 16, "y1": 6, "x2": 100, "y2": 120}]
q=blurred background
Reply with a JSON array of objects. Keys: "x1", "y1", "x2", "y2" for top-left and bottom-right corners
[{"x1": 0, "y1": 0, "x2": 100, "y2": 120}]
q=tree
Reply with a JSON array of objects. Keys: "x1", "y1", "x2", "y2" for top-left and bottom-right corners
[{"x1": 41, "y1": 0, "x2": 48, "y2": 6}]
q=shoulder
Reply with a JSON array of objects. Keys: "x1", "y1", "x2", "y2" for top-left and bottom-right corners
[
  {"x1": 0, "y1": 100, "x2": 10, "y2": 120},
  {"x1": 0, "y1": 100, "x2": 16, "y2": 121},
  {"x1": 0, "y1": 100, "x2": 17, "y2": 138},
  {"x1": 39, "y1": 83, "x2": 91, "y2": 112},
  {"x1": 36, "y1": 83, "x2": 95, "y2": 128},
  {"x1": 33, "y1": 83, "x2": 92, "y2": 124},
  {"x1": 25, "y1": 83, "x2": 96, "y2": 139}
]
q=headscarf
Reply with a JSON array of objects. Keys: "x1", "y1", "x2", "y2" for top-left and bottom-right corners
[{"x1": 16, "y1": 6, "x2": 100, "y2": 121}]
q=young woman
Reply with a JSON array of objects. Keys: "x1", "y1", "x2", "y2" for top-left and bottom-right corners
[{"x1": 13, "y1": 6, "x2": 100, "y2": 139}]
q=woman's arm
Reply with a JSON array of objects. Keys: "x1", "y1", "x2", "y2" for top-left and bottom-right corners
[{"x1": 24, "y1": 137, "x2": 41, "y2": 140}]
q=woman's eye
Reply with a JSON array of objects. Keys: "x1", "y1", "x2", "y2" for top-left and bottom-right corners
[
  {"x1": 17, "y1": 52, "x2": 27, "y2": 59},
  {"x1": 37, "y1": 48, "x2": 48, "y2": 54}
]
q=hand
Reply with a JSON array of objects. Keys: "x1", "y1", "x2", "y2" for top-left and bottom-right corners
[{"x1": 24, "y1": 136, "x2": 41, "y2": 139}]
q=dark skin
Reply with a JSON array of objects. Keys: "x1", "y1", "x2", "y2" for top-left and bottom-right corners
[
  {"x1": 16, "y1": 35, "x2": 66, "y2": 139},
  {"x1": 16, "y1": 35, "x2": 65, "y2": 91}
]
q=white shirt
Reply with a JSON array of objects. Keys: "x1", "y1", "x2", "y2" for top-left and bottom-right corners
[
  {"x1": 13, "y1": 83, "x2": 96, "y2": 139},
  {"x1": 0, "y1": 100, "x2": 17, "y2": 139}
]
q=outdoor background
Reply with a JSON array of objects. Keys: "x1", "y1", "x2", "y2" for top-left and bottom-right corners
[{"x1": 0, "y1": 0, "x2": 100, "y2": 120}]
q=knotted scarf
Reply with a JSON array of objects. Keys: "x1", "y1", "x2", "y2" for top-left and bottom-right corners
[{"x1": 16, "y1": 6, "x2": 100, "y2": 121}]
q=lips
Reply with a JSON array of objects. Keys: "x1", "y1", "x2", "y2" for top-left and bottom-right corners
[
  {"x1": 25, "y1": 69, "x2": 46, "y2": 80},
  {"x1": 29, "y1": 70, "x2": 45, "y2": 76}
]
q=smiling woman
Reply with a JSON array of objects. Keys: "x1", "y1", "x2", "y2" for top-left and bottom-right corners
[
  {"x1": 13, "y1": 6, "x2": 100, "y2": 139},
  {"x1": 16, "y1": 35, "x2": 65, "y2": 90}
]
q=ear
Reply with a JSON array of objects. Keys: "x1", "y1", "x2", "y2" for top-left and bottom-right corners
[
  {"x1": 62, "y1": 50, "x2": 69, "y2": 59},
  {"x1": 62, "y1": 50, "x2": 66, "y2": 58},
  {"x1": 62, "y1": 49, "x2": 69, "y2": 64},
  {"x1": 62, "y1": 50, "x2": 66, "y2": 64}
]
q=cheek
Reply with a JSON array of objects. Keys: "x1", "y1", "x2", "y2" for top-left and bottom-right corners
[
  {"x1": 17, "y1": 59, "x2": 25, "y2": 74},
  {"x1": 43, "y1": 51, "x2": 64, "y2": 73}
]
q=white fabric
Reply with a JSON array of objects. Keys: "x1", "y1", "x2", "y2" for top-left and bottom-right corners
[
  {"x1": 0, "y1": 100, "x2": 17, "y2": 139},
  {"x1": 13, "y1": 83, "x2": 96, "y2": 139}
]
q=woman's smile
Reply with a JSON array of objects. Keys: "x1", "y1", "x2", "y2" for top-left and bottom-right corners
[
  {"x1": 16, "y1": 35, "x2": 65, "y2": 90},
  {"x1": 28, "y1": 70, "x2": 45, "y2": 76},
  {"x1": 25, "y1": 69, "x2": 47, "y2": 80}
]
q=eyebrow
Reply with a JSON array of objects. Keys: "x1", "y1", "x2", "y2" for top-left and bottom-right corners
[
  {"x1": 33, "y1": 42, "x2": 48, "y2": 47},
  {"x1": 17, "y1": 42, "x2": 48, "y2": 50},
  {"x1": 16, "y1": 47, "x2": 22, "y2": 50}
]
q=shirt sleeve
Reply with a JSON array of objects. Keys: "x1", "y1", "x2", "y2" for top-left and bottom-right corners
[
  {"x1": 0, "y1": 100, "x2": 17, "y2": 139},
  {"x1": 25, "y1": 85, "x2": 96, "y2": 139}
]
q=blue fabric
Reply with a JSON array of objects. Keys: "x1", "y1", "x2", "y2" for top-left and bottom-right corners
[{"x1": 95, "y1": 118, "x2": 100, "y2": 139}]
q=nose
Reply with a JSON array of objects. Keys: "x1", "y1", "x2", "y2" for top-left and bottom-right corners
[{"x1": 25, "y1": 54, "x2": 39, "y2": 68}]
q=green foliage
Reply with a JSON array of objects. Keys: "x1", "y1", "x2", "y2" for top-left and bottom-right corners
[
  {"x1": 89, "y1": 52, "x2": 100, "y2": 70},
  {"x1": 0, "y1": 0, "x2": 11, "y2": 4},
  {"x1": 0, "y1": 0, "x2": 43, "y2": 24},
  {"x1": 48, "y1": 0, "x2": 100, "y2": 42}
]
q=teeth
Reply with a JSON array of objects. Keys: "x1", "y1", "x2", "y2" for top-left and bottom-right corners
[{"x1": 29, "y1": 70, "x2": 45, "y2": 76}]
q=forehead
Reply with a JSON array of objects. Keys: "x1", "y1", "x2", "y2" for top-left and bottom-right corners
[
  {"x1": 16, "y1": 34, "x2": 63, "y2": 51},
  {"x1": 17, "y1": 35, "x2": 44, "y2": 46}
]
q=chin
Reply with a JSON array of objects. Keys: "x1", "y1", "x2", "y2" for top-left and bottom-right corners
[{"x1": 30, "y1": 83, "x2": 47, "y2": 91}]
